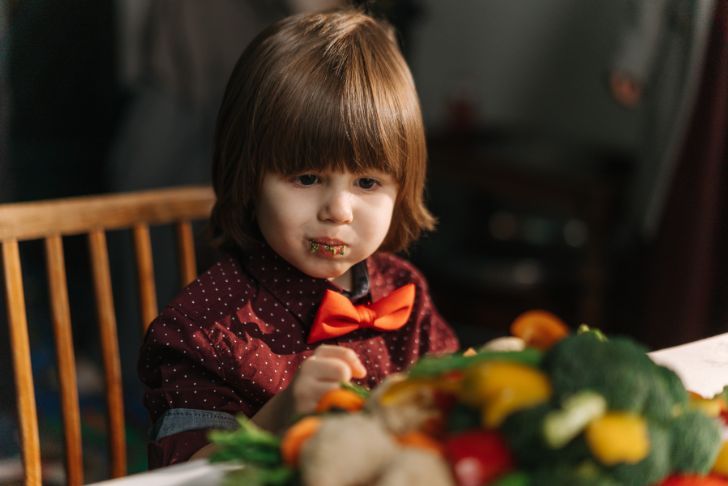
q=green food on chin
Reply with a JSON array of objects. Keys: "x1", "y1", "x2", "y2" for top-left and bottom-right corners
[{"x1": 309, "y1": 241, "x2": 345, "y2": 255}]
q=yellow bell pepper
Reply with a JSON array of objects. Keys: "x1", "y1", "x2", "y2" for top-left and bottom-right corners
[
  {"x1": 379, "y1": 373, "x2": 462, "y2": 406},
  {"x1": 712, "y1": 441, "x2": 728, "y2": 477},
  {"x1": 585, "y1": 412, "x2": 650, "y2": 465},
  {"x1": 458, "y1": 361, "x2": 551, "y2": 427},
  {"x1": 689, "y1": 394, "x2": 725, "y2": 418}
]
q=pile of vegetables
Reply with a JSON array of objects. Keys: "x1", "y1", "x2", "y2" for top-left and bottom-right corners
[{"x1": 210, "y1": 311, "x2": 728, "y2": 486}]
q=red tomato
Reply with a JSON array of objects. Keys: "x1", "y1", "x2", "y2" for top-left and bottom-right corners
[
  {"x1": 657, "y1": 474, "x2": 728, "y2": 486},
  {"x1": 444, "y1": 430, "x2": 514, "y2": 486}
]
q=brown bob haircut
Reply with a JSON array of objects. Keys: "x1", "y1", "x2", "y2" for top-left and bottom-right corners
[{"x1": 210, "y1": 8, "x2": 434, "y2": 254}]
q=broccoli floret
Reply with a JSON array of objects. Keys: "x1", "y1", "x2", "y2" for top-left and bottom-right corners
[
  {"x1": 543, "y1": 334, "x2": 658, "y2": 413},
  {"x1": 577, "y1": 324, "x2": 608, "y2": 342},
  {"x1": 668, "y1": 409, "x2": 722, "y2": 474},
  {"x1": 501, "y1": 404, "x2": 591, "y2": 468},
  {"x1": 543, "y1": 391, "x2": 607, "y2": 448},
  {"x1": 609, "y1": 421, "x2": 671, "y2": 486},
  {"x1": 714, "y1": 384, "x2": 728, "y2": 402},
  {"x1": 530, "y1": 461, "x2": 620, "y2": 486},
  {"x1": 642, "y1": 365, "x2": 689, "y2": 422}
]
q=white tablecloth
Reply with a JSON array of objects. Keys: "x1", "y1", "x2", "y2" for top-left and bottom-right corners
[
  {"x1": 89, "y1": 460, "x2": 240, "y2": 485},
  {"x1": 648, "y1": 331, "x2": 728, "y2": 397}
]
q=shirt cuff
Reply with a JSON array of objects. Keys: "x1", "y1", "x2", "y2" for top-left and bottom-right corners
[{"x1": 150, "y1": 408, "x2": 240, "y2": 441}]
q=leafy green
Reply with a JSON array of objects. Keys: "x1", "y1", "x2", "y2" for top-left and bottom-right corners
[
  {"x1": 209, "y1": 417, "x2": 283, "y2": 468},
  {"x1": 407, "y1": 348, "x2": 542, "y2": 378},
  {"x1": 340, "y1": 381, "x2": 370, "y2": 400}
]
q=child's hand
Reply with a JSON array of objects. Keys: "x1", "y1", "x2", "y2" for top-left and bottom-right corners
[{"x1": 292, "y1": 344, "x2": 367, "y2": 414}]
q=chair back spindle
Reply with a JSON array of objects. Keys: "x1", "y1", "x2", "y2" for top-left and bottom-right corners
[
  {"x1": 132, "y1": 224, "x2": 158, "y2": 334},
  {"x1": 3, "y1": 239, "x2": 42, "y2": 486},
  {"x1": 0, "y1": 185, "x2": 215, "y2": 485},
  {"x1": 44, "y1": 235, "x2": 84, "y2": 485}
]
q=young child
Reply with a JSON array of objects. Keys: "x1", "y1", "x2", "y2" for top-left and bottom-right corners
[{"x1": 138, "y1": 7, "x2": 459, "y2": 468}]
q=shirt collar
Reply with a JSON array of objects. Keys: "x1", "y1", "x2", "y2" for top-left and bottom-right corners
[{"x1": 238, "y1": 243, "x2": 373, "y2": 326}]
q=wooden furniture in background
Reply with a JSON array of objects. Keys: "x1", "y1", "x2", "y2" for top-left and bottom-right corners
[
  {"x1": 0, "y1": 186, "x2": 215, "y2": 486},
  {"x1": 417, "y1": 133, "x2": 628, "y2": 343}
]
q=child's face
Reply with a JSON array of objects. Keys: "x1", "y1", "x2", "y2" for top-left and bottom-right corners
[{"x1": 256, "y1": 169, "x2": 398, "y2": 287}]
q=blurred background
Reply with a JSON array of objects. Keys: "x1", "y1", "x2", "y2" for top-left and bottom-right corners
[{"x1": 1, "y1": 0, "x2": 727, "y2": 482}]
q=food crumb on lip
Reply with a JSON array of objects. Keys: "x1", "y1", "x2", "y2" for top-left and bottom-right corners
[{"x1": 309, "y1": 240, "x2": 346, "y2": 256}]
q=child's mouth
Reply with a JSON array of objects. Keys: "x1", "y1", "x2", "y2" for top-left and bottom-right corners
[{"x1": 309, "y1": 239, "x2": 347, "y2": 256}]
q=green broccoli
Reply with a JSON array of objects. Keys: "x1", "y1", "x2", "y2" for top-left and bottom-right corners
[
  {"x1": 577, "y1": 324, "x2": 608, "y2": 342},
  {"x1": 668, "y1": 408, "x2": 722, "y2": 474},
  {"x1": 500, "y1": 404, "x2": 591, "y2": 469},
  {"x1": 642, "y1": 365, "x2": 689, "y2": 422},
  {"x1": 543, "y1": 391, "x2": 607, "y2": 448},
  {"x1": 543, "y1": 333, "x2": 666, "y2": 414},
  {"x1": 609, "y1": 421, "x2": 671, "y2": 486},
  {"x1": 530, "y1": 461, "x2": 620, "y2": 486},
  {"x1": 407, "y1": 347, "x2": 542, "y2": 378}
]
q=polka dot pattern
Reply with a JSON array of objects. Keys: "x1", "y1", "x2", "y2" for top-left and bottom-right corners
[{"x1": 138, "y1": 244, "x2": 459, "y2": 466}]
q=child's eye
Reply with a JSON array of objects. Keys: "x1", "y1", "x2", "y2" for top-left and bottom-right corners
[
  {"x1": 356, "y1": 177, "x2": 379, "y2": 190},
  {"x1": 294, "y1": 174, "x2": 319, "y2": 186}
]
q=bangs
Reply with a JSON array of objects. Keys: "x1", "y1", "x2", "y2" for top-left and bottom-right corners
[
  {"x1": 211, "y1": 9, "x2": 433, "y2": 254},
  {"x1": 249, "y1": 16, "x2": 421, "y2": 182}
]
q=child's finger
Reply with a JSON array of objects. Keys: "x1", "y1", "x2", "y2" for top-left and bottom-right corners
[
  {"x1": 304, "y1": 356, "x2": 352, "y2": 383},
  {"x1": 293, "y1": 381, "x2": 340, "y2": 415},
  {"x1": 313, "y1": 345, "x2": 367, "y2": 379}
]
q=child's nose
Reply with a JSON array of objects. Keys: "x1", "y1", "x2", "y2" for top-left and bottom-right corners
[{"x1": 319, "y1": 189, "x2": 353, "y2": 224}]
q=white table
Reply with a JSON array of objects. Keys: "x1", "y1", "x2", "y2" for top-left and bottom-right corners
[
  {"x1": 89, "y1": 332, "x2": 728, "y2": 485},
  {"x1": 648, "y1": 331, "x2": 728, "y2": 397},
  {"x1": 89, "y1": 460, "x2": 240, "y2": 485}
]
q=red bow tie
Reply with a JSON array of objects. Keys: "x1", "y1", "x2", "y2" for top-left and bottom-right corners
[{"x1": 307, "y1": 284, "x2": 416, "y2": 344}]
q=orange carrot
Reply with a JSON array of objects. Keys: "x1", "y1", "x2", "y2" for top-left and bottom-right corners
[
  {"x1": 510, "y1": 310, "x2": 569, "y2": 350},
  {"x1": 315, "y1": 388, "x2": 366, "y2": 413},
  {"x1": 280, "y1": 416, "x2": 322, "y2": 466}
]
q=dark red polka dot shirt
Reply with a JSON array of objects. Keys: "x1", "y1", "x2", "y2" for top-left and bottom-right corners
[{"x1": 138, "y1": 244, "x2": 459, "y2": 467}]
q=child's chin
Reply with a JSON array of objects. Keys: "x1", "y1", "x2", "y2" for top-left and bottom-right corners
[{"x1": 304, "y1": 263, "x2": 350, "y2": 281}]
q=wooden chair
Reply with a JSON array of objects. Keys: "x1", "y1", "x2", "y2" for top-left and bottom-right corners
[{"x1": 0, "y1": 185, "x2": 215, "y2": 486}]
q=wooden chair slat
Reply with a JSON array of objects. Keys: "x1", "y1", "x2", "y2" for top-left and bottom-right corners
[
  {"x1": 88, "y1": 230, "x2": 127, "y2": 478},
  {"x1": 0, "y1": 186, "x2": 214, "y2": 240},
  {"x1": 133, "y1": 224, "x2": 158, "y2": 333},
  {"x1": 2, "y1": 239, "x2": 42, "y2": 486},
  {"x1": 44, "y1": 235, "x2": 84, "y2": 486},
  {"x1": 0, "y1": 185, "x2": 213, "y2": 482},
  {"x1": 176, "y1": 221, "x2": 197, "y2": 288}
]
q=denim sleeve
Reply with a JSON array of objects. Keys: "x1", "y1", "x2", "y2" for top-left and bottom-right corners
[{"x1": 149, "y1": 408, "x2": 240, "y2": 441}]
